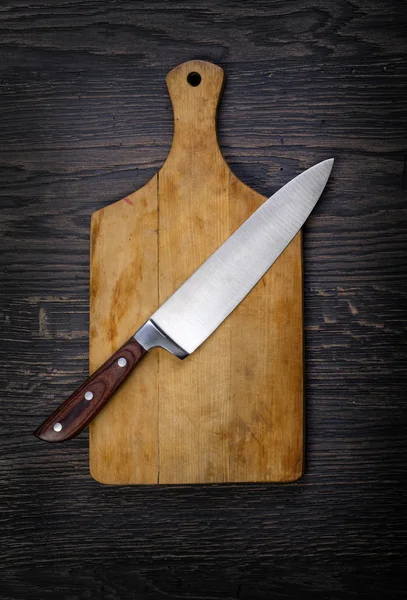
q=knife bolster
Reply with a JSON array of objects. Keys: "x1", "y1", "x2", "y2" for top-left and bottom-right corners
[{"x1": 134, "y1": 319, "x2": 188, "y2": 360}]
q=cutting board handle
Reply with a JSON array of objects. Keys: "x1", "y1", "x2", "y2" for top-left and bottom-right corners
[{"x1": 164, "y1": 60, "x2": 226, "y2": 161}]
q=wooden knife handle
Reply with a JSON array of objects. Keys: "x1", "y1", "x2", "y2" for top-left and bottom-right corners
[{"x1": 34, "y1": 338, "x2": 147, "y2": 442}]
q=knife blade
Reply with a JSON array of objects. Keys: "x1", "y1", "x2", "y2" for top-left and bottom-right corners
[{"x1": 34, "y1": 158, "x2": 333, "y2": 442}]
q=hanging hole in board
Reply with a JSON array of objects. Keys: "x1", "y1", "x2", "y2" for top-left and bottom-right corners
[{"x1": 187, "y1": 72, "x2": 201, "y2": 87}]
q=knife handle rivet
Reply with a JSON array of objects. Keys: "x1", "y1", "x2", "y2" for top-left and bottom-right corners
[
  {"x1": 117, "y1": 357, "x2": 127, "y2": 368},
  {"x1": 53, "y1": 422, "x2": 62, "y2": 432},
  {"x1": 84, "y1": 391, "x2": 93, "y2": 401}
]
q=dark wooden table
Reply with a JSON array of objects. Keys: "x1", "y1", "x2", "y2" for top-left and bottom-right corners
[{"x1": 1, "y1": 1, "x2": 406, "y2": 598}]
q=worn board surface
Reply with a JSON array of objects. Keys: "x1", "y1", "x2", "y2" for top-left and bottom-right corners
[
  {"x1": 89, "y1": 59, "x2": 304, "y2": 484},
  {"x1": 1, "y1": 0, "x2": 406, "y2": 598}
]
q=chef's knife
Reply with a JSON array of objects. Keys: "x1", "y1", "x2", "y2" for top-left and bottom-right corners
[{"x1": 34, "y1": 159, "x2": 333, "y2": 442}]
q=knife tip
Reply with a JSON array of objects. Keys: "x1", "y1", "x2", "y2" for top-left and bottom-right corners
[
  {"x1": 323, "y1": 157, "x2": 335, "y2": 168},
  {"x1": 315, "y1": 157, "x2": 335, "y2": 181}
]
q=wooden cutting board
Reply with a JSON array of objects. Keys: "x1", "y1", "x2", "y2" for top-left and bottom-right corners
[{"x1": 89, "y1": 60, "x2": 303, "y2": 485}]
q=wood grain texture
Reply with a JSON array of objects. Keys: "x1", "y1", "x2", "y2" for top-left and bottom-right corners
[
  {"x1": 1, "y1": 0, "x2": 406, "y2": 598},
  {"x1": 90, "y1": 59, "x2": 303, "y2": 484},
  {"x1": 34, "y1": 337, "x2": 147, "y2": 442},
  {"x1": 89, "y1": 174, "x2": 159, "y2": 484}
]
